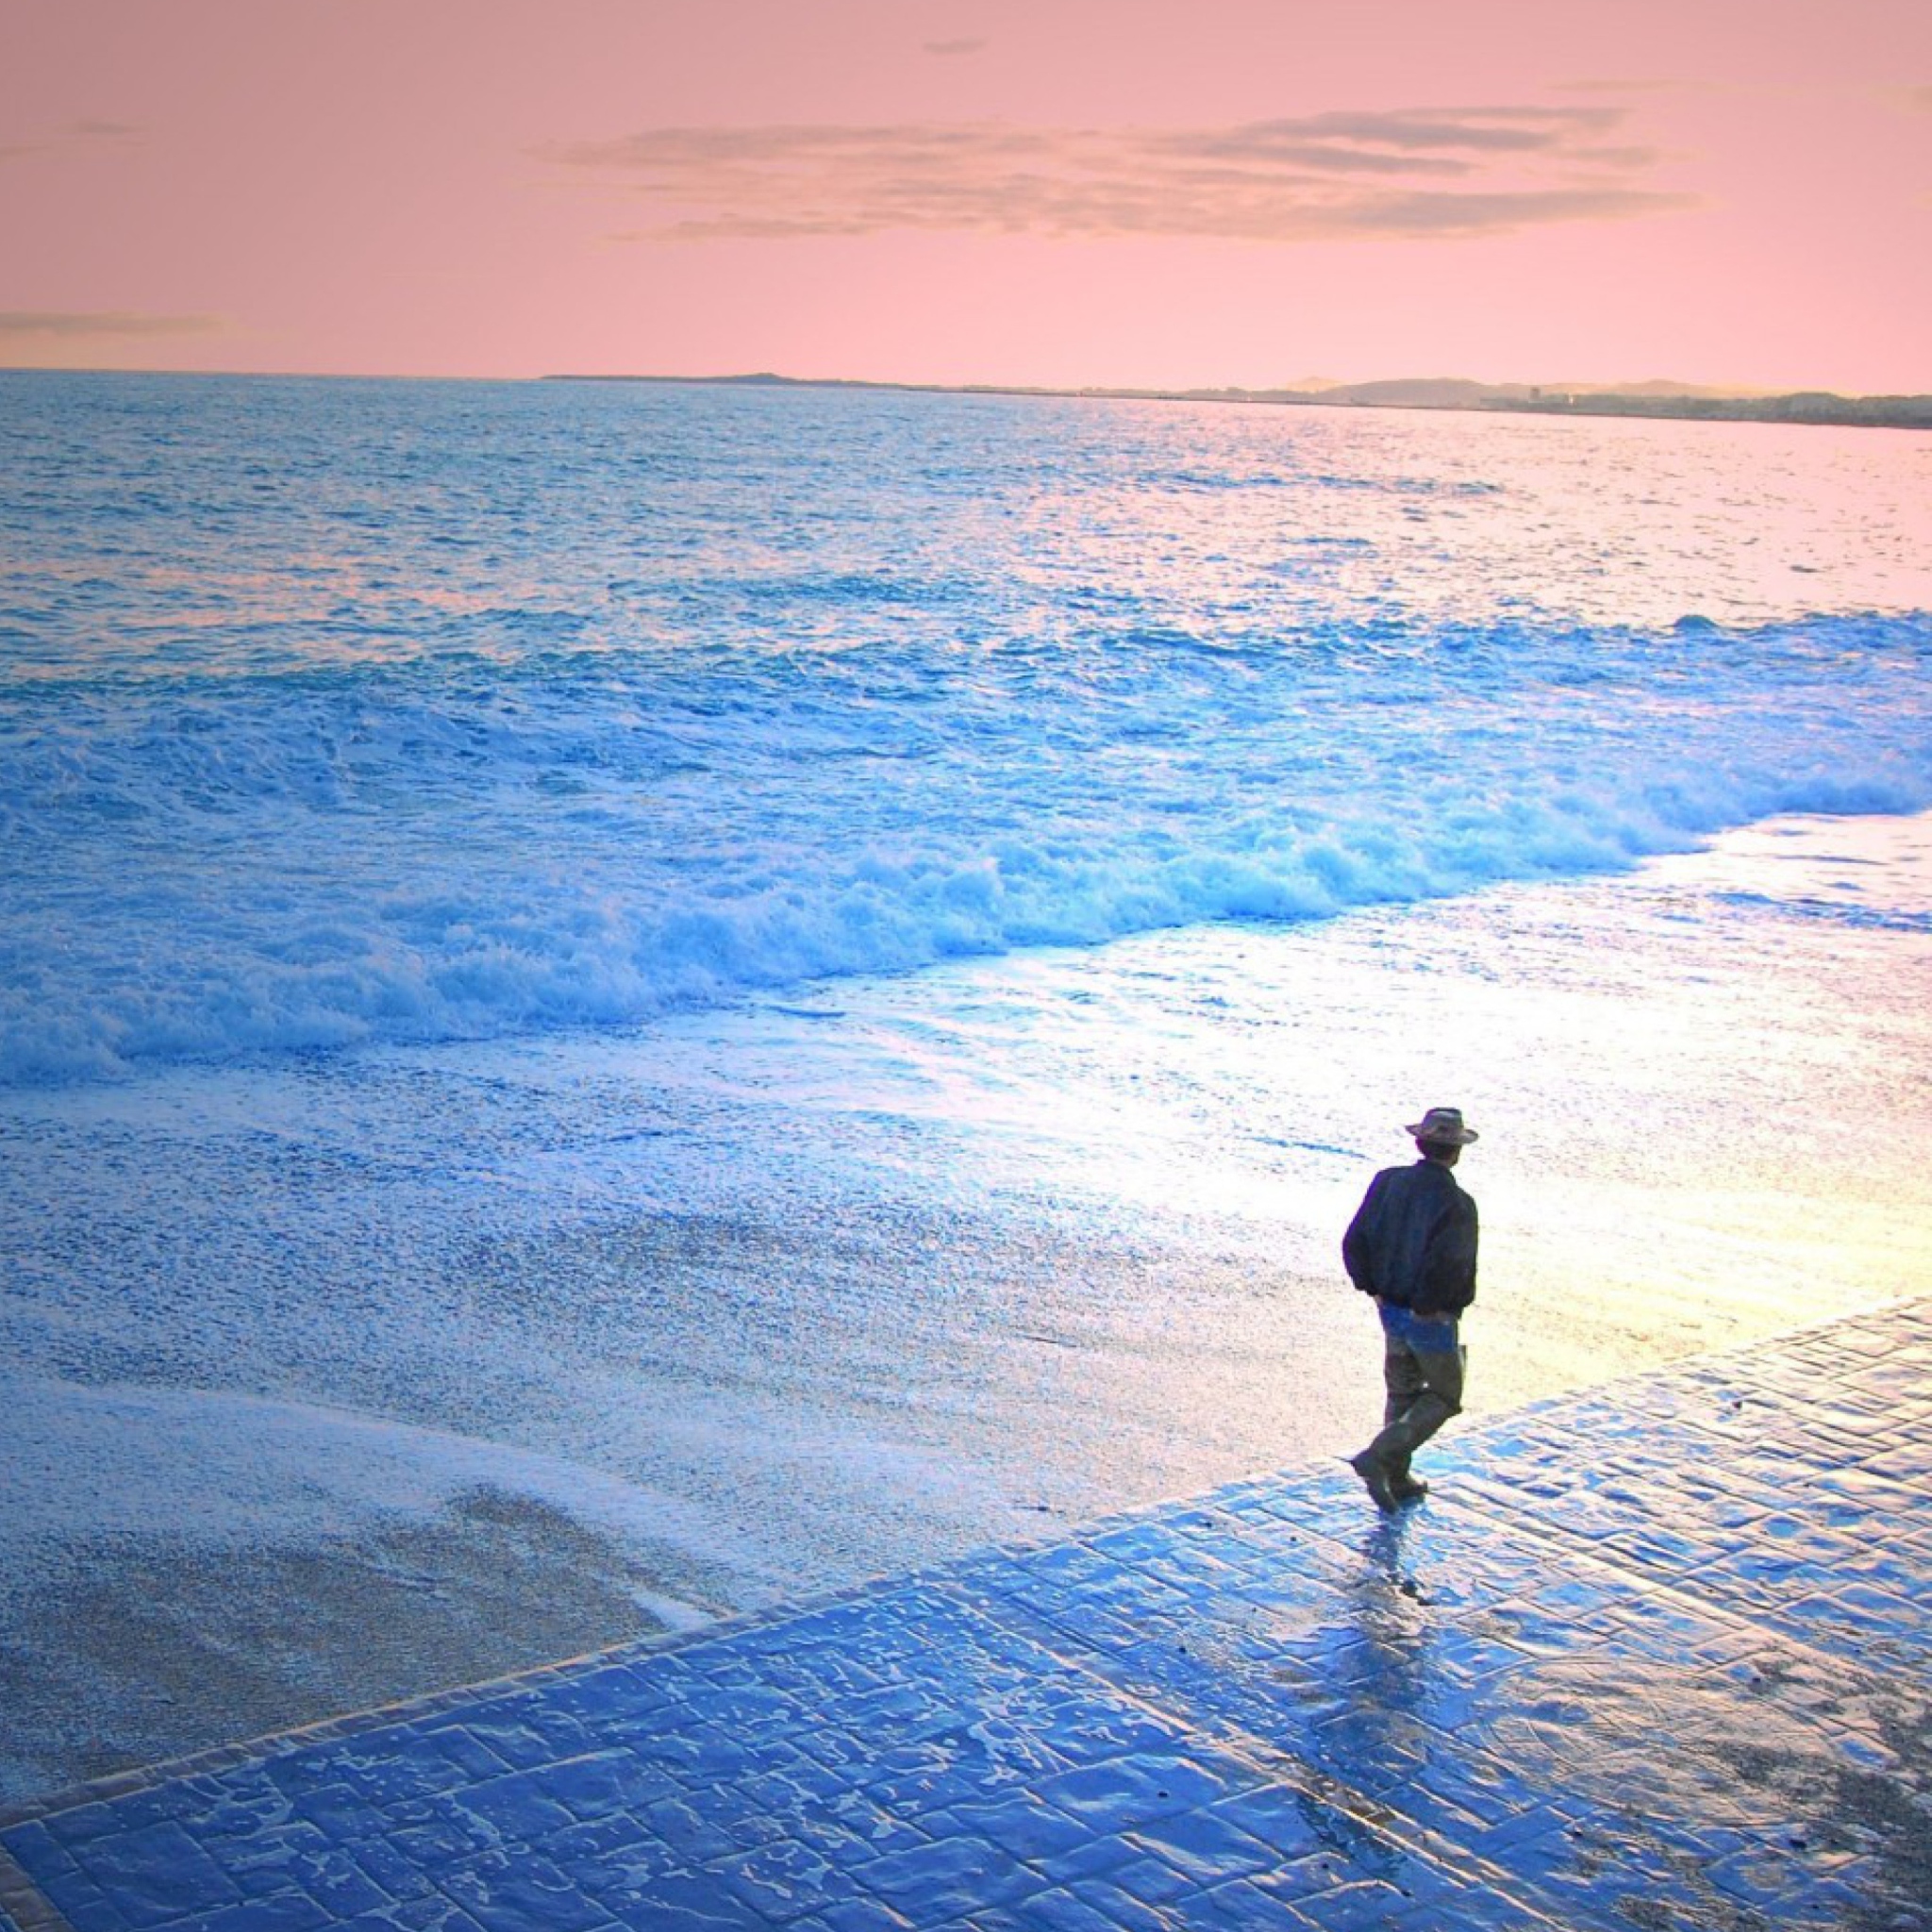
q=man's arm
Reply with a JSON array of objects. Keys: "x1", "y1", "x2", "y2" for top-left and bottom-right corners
[{"x1": 1341, "y1": 1172, "x2": 1387, "y2": 1296}]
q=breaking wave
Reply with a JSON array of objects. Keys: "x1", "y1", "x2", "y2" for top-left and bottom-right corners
[{"x1": 4, "y1": 605, "x2": 1927, "y2": 1085}]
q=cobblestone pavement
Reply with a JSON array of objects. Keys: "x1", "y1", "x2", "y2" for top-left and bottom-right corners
[{"x1": 4, "y1": 1300, "x2": 1927, "y2": 1932}]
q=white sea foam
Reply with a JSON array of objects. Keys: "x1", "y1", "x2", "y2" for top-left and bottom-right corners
[
  {"x1": 2, "y1": 608, "x2": 1927, "y2": 1084},
  {"x1": 0, "y1": 1368, "x2": 730, "y2": 1625}
]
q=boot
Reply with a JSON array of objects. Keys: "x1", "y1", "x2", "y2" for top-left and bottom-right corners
[
  {"x1": 1387, "y1": 1461, "x2": 1429, "y2": 1503},
  {"x1": 1364, "y1": 1391, "x2": 1457, "y2": 1483},
  {"x1": 1347, "y1": 1449, "x2": 1400, "y2": 1512}
]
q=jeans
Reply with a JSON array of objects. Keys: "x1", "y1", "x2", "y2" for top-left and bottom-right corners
[{"x1": 1369, "y1": 1302, "x2": 1466, "y2": 1475}]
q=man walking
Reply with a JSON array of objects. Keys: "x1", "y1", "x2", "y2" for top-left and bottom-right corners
[{"x1": 1342, "y1": 1106, "x2": 1480, "y2": 1510}]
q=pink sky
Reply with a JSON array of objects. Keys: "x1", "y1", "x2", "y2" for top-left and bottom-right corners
[{"x1": 2, "y1": 0, "x2": 1926, "y2": 391}]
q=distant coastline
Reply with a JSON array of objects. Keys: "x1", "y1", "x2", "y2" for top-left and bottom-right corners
[
  {"x1": 544, "y1": 369, "x2": 1932, "y2": 431},
  {"x1": 6, "y1": 365, "x2": 1925, "y2": 428}
]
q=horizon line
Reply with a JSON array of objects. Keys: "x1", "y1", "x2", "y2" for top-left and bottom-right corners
[{"x1": 3, "y1": 361, "x2": 1928, "y2": 413}]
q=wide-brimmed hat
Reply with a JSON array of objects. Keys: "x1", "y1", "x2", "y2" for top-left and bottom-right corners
[{"x1": 1405, "y1": 1106, "x2": 1478, "y2": 1145}]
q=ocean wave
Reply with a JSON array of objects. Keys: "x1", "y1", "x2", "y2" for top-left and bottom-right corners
[{"x1": 3, "y1": 608, "x2": 1927, "y2": 1086}]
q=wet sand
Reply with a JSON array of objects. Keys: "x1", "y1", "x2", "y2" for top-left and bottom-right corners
[
  {"x1": 0, "y1": 1492, "x2": 686, "y2": 1803},
  {"x1": 5, "y1": 812, "x2": 1930, "y2": 1804}
]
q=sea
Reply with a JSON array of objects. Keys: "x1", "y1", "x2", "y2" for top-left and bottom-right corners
[{"x1": 3, "y1": 371, "x2": 1930, "y2": 1796}]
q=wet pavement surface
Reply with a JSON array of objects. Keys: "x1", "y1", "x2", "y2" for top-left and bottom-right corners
[{"x1": 3, "y1": 1299, "x2": 1927, "y2": 1931}]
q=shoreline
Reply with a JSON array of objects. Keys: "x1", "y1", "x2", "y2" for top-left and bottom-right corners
[{"x1": 6, "y1": 808, "x2": 1930, "y2": 1805}]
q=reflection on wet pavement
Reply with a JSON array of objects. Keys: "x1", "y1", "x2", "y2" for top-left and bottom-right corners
[{"x1": 3, "y1": 1297, "x2": 1926, "y2": 1929}]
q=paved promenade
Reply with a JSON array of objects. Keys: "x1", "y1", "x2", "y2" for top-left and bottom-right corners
[{"x1": 3, "y1": 1300, "x2": 1927, "y2": 1932}]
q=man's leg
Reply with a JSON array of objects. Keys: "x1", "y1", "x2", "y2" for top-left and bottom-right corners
[
  {"x1": 1367, "y1": 1336, "x2": 1464, "y2": 1482},
  {"x1": 1353, "y1": 1312, "x2": 1446, "y2": 1509},
  {"x1": 1383, "y1": 1333, "x2": 1427, "y2": 1430},
  {"x1": 1377, "y1": 1330, "x2": 1427, "y2": 1493}
]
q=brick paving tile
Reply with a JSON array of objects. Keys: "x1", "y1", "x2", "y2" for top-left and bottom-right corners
[{"x1": 2, "y1": 1298, "x2": 1927, "y2": 1931}]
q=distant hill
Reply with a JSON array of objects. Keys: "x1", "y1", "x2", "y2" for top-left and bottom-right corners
[
  {"x1": 1278, "y1": 377, "x2": 1928, "y2": 425},
  {"x1": 1313, "y1": 377, "x2": 1514, "y2": 408},
  {"x1": 545, "y1": 370, "x2": 1932, "y2": 430},
  {"x1": 1474, "y1": 386, "x2": 1932, "y2": 428},
  {"x1": 1558, "y1": 378, "x2": 1773, "y2": 400}
]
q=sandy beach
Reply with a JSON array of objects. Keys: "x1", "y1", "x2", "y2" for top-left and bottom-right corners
[{"x1": 6, "y1": 809, "x2": 1929, "y2": 1805}]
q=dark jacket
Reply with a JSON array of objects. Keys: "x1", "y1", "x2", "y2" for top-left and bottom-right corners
[{"x1": 1342, "y1": 1158, "x2": 1478, "y2": 1316}]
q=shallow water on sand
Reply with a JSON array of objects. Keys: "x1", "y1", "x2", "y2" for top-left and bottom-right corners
[{"x1": 3, "y1": 809, "x2": 1928, "y2": 1800}]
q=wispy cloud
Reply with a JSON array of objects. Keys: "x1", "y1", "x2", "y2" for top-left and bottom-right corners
[
  {"x1": 923, "y1": 38, "x2": 986, "y2": 57},
  {"x1": 0, "y1": 310, "x2": 225, "y2": 339},
  {"x1": 541, "y1": 104, "x2": 1694, "y2": 243},
  {"x1": 1, "y1": 121, "x2": 144, "y2": 164}
]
